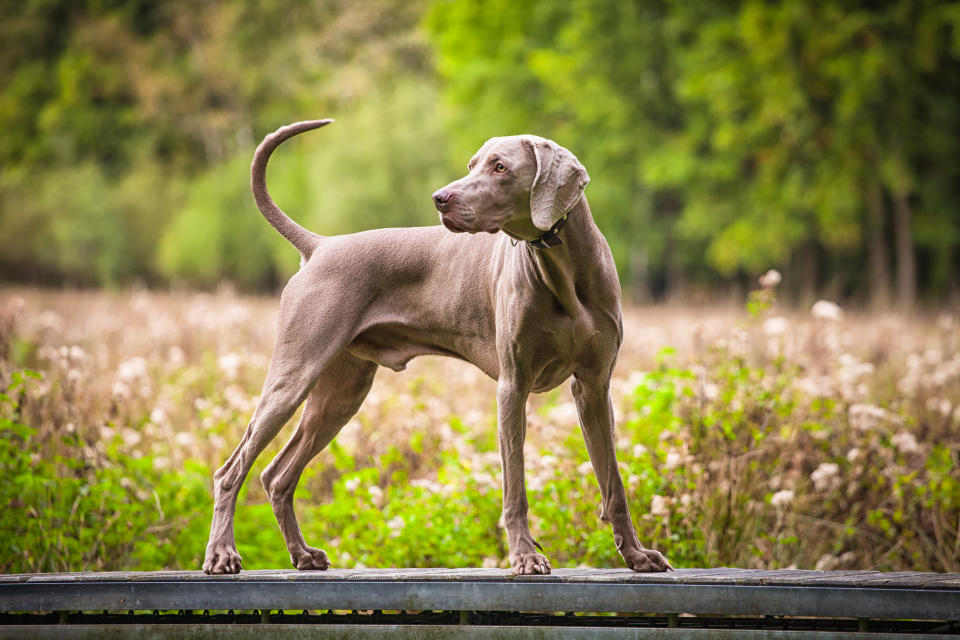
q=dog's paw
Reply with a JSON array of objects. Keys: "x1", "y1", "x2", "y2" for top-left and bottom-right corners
[
  {"x1": 623, "y1": 547, "x2": 673, "y2": 573},
  {"x1": 203, "y1": 544, "x2": 242, "y2": 574},
  {"x1": 293, "y1": 546, "x2": 330, "y2": 571},
  {"x1": 512, "y1": 552, "x2": 552, "y2": 575}
]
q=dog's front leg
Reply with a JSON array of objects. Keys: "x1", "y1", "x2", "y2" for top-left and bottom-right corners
[
  {"x1": 497, "y1": 379, "x2": 551, "y2": 575},
  {"x1": 572, "y1": 374, "x2": 672, "y2": 572}
]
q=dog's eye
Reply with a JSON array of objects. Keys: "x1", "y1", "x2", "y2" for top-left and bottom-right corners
[{"x1": 495, "y1": 162, "x2": 506, "y2": 173}]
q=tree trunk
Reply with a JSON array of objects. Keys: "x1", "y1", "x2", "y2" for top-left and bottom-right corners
[
  {"x1": 798, "y1": 241, "x2": 818, "y2": 306},
  {"x1": 628, "y1": 247, "x2": 651, "y2": 304},
  {"x1": 893, "y1": 192, "x2": 916, "y2": 309},
  {"x1": 866, "y1": 181, "x2": 891, "y2": 310}
]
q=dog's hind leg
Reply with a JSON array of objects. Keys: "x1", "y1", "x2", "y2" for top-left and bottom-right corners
[
  {"x1": 260, "y1": 351, "x2": 377, "y2": 570},
  {"x1": 203, "y1": 284, "x2": 360, "y2": 574}
]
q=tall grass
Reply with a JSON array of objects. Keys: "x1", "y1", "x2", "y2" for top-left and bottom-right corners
[{"x1": 0, "y1": 285, "x2": 957, "y2": 573}]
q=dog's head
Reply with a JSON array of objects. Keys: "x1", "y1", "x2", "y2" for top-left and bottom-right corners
[{"x1": 432, "y1": 136, "x2": 589, "y2": 239}]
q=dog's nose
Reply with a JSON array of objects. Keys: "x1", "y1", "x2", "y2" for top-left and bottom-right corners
[{"x1": 432, "y1": 189, "x2": 453, "y2": 209}]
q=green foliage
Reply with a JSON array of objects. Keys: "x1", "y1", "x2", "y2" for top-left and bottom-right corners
[
  {"x1": 2, "y1": 1, "x2": 959, "y2": 300},
  {"x1": 0, "y1": 370, "x2": 210, "y2": 572},
  {"x1": 1, "y1": 286, "x2": 958, "y2": 573},
  {"x1": 425, "y1": 0, "x2": 960, "y2": 301}
]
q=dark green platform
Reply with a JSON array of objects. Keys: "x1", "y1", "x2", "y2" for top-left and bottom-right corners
[{"x1": 2, "y1": 568, "x2": 958, "y2": 638}]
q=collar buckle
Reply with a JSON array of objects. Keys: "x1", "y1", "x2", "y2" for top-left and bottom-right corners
[{"x1": 527, "y1": 214, "x2": 568, "y2": 250}]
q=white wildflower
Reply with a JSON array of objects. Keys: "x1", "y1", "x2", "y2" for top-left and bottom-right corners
[
  {"x1": 632, "y1": 443, "x2": 648, "y2": 458},
  {"x1": 218, "y1": 352, "x2": 242, "y2": 380},
  {"x1": 36, "y1": 310, "x2": 63, "y2": 332},
  {"x1": 116, "y1": 357, "x2": 148, "y2": 382},
  {"x1": 849, "y1": 404, "x2": 887, "y2": 431},
  {"x1": 481, "y1": 556, "x2": 500, "y2": 569},
  {"x1": 224, "y1": 384, "x2": 252, "y2": 412},
  {"x1": 846, "y1": 448, "x2": 861, "y2": 462},
  {"x1": 890, "y1": 431, "x2": 920, "y2": 455},
  {"x1": 926, "y1": 398, "x2": 953, "y2": 416},
  {"x1": 122, "y1": 428, "x2": 142, "y2": 447},
  {"x1": 168, "y1": 346, "x2": 186, "y2": 366},
  {"x1": 175, "y1": 432, "x2": 195, "y2": 447},
  {"x1": 386, "y1": 516, "x2": 405, "y2": 536},
  {"x1": 577, "y1": 460, "x2": 594, "y2": 475},
  {"x1": 811, "y1": 300, "x2": 843, "y2": 321},
  {"x1": 758, "y1": 269, "x2": 782, "y2": 289},
  {"x1": 731, "y1": 328, "x2": 750, "y2": 356},
  {"x1": 345, "y1": 477, "x2": 361, "y2": 492},
  {"x1": 368, "y1": 485, "x2": 384, "y2": 507},
  {"x1": 701, "y1": 382, "x2": 719, "y2": 402},
  {"x1": 649, "y1": 494, "x2": 672, "y2": 518},
  {"x1": 770, "y1": 489, "x2": 794, "y2": 508},
  {"x1": 664, "y1": 451, "x2": 684, "y2": 470},
  {"x1": 527, "y1": 475, "x2": 544, "y2": 492},
  {"x1": 763, "y1": 316, "x2": 789, "y2": 337},
  {"x1": 626, "y1": 371, "x2": 647, "y2": 390},
  {"x1": 811, "y1": 462, "x2": 840, "y2": 491},
  {"x1": 548, "y1": 402, "x2": 579, "y2": 425}
]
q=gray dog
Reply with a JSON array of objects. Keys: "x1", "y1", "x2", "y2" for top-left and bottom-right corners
[{"x1": 202, "y1": 119, "x2": 671, "y2": 575}]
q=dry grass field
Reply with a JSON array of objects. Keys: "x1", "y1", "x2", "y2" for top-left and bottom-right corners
[{"x1": 0, "y1": 286, "x2": 957, "y2": 574}]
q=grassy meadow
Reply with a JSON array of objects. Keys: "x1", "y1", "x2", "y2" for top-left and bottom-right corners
[{"x1": 0, "y1": 285, "x2": 957, "y2": 574}]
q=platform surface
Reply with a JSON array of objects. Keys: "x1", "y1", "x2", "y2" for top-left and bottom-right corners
[
  {"x1": 3, "y1": 567, "x2": 960, "y2": 588},
  {"x1": 2, "y1": 568, "x2": 960, "y2": 622},
  {"x1": 3, "y1": 569, "x2": 960, "y2": 638}
]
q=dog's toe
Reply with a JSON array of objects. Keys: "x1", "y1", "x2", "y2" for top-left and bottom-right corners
[
  {"x1": 294, "y1": 546, "x2": 330, "y2": 571},
  {"x1": 512, "y1": 552, "x2": 552, "y2": 576},
  {"x1": 203, "y1": 544, "x2": 243, "y2": 575},
  {"x1": 624, "y1": 548, "x2": 672, "y2": 573}
]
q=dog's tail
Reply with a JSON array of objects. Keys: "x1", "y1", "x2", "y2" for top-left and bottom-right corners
[{"x1": 251, "y1": 119, "x2": 332, "y2": 260}]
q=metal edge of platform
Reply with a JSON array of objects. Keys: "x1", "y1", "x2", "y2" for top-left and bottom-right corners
[
  {"x1": 1, "y1": 580, "x2": 958, "y2": 621},
  {"x1": 0, "y1": 624, "x2": 957, "y2": 640},
  {"x1": 5, "y1": 568, "x2": 960, "y2": 588}
]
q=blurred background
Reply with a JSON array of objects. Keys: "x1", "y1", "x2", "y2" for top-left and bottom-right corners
[
  {"x1": 2, "y1": 0, "x2": 958, "y2": 306},
  {"x1": 2, "y1": 1, "x2": 960, "y2": 575}
]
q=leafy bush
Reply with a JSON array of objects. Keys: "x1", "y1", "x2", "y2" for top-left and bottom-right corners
[
  {"x1": 0, "y1": 370, "x2": 209, "y2": 572},
  {"x1": 0, "y1": 287, "x2": 957, "y2": 573}
]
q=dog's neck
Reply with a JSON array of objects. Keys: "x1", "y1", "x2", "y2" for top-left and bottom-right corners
[{"x1": 509, "y1": 197, "x2": 609, "y2": 322}]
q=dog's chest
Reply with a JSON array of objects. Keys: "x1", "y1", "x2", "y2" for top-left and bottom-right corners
[{"x1": 518, "y1": 309, "x2": 610, "y2": 393}]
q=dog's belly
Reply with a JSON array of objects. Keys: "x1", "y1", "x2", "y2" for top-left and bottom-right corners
[{"x1": 347, "y1": 323, "x2": 500, "y2": 378}]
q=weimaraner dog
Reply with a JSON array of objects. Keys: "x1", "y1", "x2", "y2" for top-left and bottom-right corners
[{"x1": 202, "y1": 119, "x2": 672, "y2": 575}]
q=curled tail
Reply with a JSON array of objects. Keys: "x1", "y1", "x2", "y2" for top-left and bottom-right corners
[{"x1": 251, "y1": 119, "x2": 332, "y2": 259}]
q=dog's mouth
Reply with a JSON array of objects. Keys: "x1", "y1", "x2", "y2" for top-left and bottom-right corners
[
  {"x1": 440, "y1": 213, "x2": 503, "y2": 236},
  {"x1": 439, "y1": 214, "x2": 469, "y2": 233}
]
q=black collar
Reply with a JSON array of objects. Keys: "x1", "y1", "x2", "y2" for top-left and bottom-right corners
[{"x1": 526, "y1": 214, "x2": 568, "y2": 250}]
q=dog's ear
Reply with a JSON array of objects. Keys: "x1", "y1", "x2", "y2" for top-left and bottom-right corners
[{"x1": 526, "y1": 138, "x2": 590, "y2": 231}]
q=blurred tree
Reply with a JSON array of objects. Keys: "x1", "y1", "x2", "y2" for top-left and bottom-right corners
[
  {"x1": 426, "y1": 1, "x2": 688, "y2": 300},
  {"x1": 427, "y1": 0, "x2": 960, "y2": 305},
  {"x1": 660, "y1": 0, "x2": 960, "y2": 308},
  {"x1": 0, "y1": 0, "x2": 958, "y2": 302}
]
